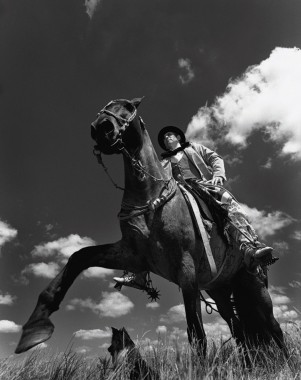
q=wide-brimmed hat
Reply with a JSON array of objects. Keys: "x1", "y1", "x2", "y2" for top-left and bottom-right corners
[{"x1": 158, "y1": 126, "x2": 186, "y2": 150}]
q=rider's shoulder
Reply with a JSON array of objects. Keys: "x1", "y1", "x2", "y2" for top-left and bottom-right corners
[{"x1": 187, "y1": 141, "x2": 205, "y2": 152}]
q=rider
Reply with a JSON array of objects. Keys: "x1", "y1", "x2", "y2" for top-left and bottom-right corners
[{"x1": 113, "y1": 126, "x2": 276, "y2": 290}]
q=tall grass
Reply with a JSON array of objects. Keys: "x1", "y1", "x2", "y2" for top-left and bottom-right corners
[{"x1": 1, "y1": 329, "x2": 300, "y2": 379}]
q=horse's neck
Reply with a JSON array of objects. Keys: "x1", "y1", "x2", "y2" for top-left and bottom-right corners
[{"x1": 122, "y1": 133, "x2": 168, "y2": 204}]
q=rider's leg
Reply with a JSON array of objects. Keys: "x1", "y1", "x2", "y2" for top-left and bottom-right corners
[{"x1": 223, "y1": 198, "x2": 277, "y2": 270}]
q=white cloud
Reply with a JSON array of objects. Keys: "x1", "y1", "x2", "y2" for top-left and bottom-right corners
[
  {"x1": 187, "y1": 47, "x2": 301, "y2": 161},
  {"x1": 83, "y1": 267, "x2": 114, "y2": 278},
  {"x1": 291, "y1": 230, "x2": 301, "y2": 240},
  {"x1": 169, "y1": 327, "x2": 187, "y2": 341},
  {"x1": 74, "y1": 328, "x2": 111, "y2": 340},
  {"x1": 269, "y1": 287, "x2": 298, "y2": 322},
  {"x1": 67, "y1": 292, "x2": 134, "y2": 318},
  {"x1": 32, "y1": 234, "x2": 95, "y2": 260},
  {"x1": 33, "y1": 342, "x2": 48, "y2": 350},
  {"x1": 0, "y1": 292, "x2": 15, "y2": 305},
  {"x1": 289, "y1": 280, "x2": 301, "y2": 289},
  {"x1": 178, "y1": 58, "x2": 195, "y2": 84},
  {"x1": 273, "y1": 241, "x2": 289, "y2": 254},
  {"x1": 75, "y1": 346, "x2": 92, "y2": 354},
  {"x1": 273, "y1": 305, "x2": 298, "y2": 321},
  {"x1": 0, "y1": 220, "x2": 17, "y2": 248},
  {"x1": 99, "y1": 342, "x2": 110, "y2": 349},
  {"x1": 240, "y1": 204, "x2": 294, "y2": 239},
  {"x1": 160, "y1": 304, "x2": 186, "y2": 324},
  {"x1": 156, "y1": 325, "x2": 167, "y2": 335},
  {"x1": 146, "y1": 302, "x2": 160, "y2": 309},
  {"x1": 22, "y1": 262, "x2": 60, "y2": 279},
  {"x1": 94, "y1": 292, "x2": 134, "y2": 317},
  {"x1": 160, "y1": 298, "x2": 216, "y2": 325},
  {"x1": 204, "y1": 319, "x2": 231, "y2": 339},
  {"x1": 0, "y1": 320, "x2": 21, "y2": 333},
  {"x1": 85, "y1": 0, "x2": 102, "y2": 19}
]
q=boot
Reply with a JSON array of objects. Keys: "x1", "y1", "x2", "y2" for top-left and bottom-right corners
[
  {"x1": 240, "y1": 242, "x2": 278, "y2": 271},
  {"x1": 113, "y1": 272, "x2": 148, "y2": 291}
]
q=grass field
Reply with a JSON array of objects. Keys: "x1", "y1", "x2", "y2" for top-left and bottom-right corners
[{"x1": 1, "y1": 325, "x2": 300, "y2": 379}]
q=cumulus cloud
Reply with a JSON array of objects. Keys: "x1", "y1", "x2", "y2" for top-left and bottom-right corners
[
  {"x1": 178, "y1": 58, "x2": 195, "y2": 84},
  {"x1": 0, "y1": 320, "x2": 21, "y2": 333},
  {"x1": 74, "y1": 328, "x2": 111, "y2": 340},
  {"x1": 291, "y1": 230, "x2": 301, "y2": 240},
  {"x1": 83, "y1": 267, "x2": 114, "y2": 278},
  {"x1": 33, "y1": 342, "x2": 48, "y2": 350},
  {"x1": 22, "y1": 262, "x2": 60, "y2": 279},
  {"x1": 85, "y1": 0, "x2": 102, "y2": 19},
  {"x1": 160, "y1": 304, "x2": 186, "y2": 324},
  {"x1": 67, "y1": 292, "x2": 134, "y2": 318},
  {"x1": 160, "y1": 298, "x2": 216, "y2": 325},
  {"x1": 156, "y1": 325, "x2": 167, "y2": 335},
  {"x1": 146, "y1": 302, "x2": 160, "y2": 309},
  {"x1": 269, "y1": 287, "x2": 298, "y2": 321},
  {"x1": 289, "y1": 280, "x2": 301, "y2": 289},
  {"x1": 0, "y1": 220, "x2": 17, "y2": 249},
  {"x1": 273, "y1": 305, "x2": 298, "y2": 321},
  {"x1": 96, "y1": 292, "x2": 134, "y2": 317},
  {"x1": 272, "y1": 241, "x2": 290, "y2": 255},
  {"x1": 0, "y1": 292, "x2": 16, "y2": 305},
  {"x1": 75, "y1": 346, "x2": 92, "y2": 354},
  {"x1": 32, "y1": 234, "x2": 95, "y2": 260},
  {"x1": 204, "y1": 319, "x2": 231, "y2": 339},
  {"x1": 241, "y1": 204, "x2": 294, "y2": 239},
  {"x1": 169, "y1": 327, "x2": 187, "y2": 341},
  {"x1": 186, "y1": 47, "x2": 301, "y2": 161}
]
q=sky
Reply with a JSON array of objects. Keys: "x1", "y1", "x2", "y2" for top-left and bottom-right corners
[{"x1": 1, "y1": 0, "x2": 301, "y2": 359}]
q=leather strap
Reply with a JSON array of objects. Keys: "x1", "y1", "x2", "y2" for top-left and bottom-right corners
[{"x1": 179, "y1": 184, "x2": 217, "y2": 277}]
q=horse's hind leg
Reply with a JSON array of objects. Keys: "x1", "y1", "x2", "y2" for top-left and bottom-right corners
[
  {"x1": 234, "y1": 271, "x2": 289, "y2": 358},
  {"x1": 182, "y1": 287, "x2": 207, "y2": 358},
  {"x1": 253, "y1": 280, "x2": 289, "y2": 358},
  {"x1": 15, "y1": 241, "x2": 142, "y2": 354}
]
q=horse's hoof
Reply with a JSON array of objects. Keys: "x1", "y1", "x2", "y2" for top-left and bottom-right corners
[{"x1": 15, "y1": 319, "x2": 54, "y2": 354}]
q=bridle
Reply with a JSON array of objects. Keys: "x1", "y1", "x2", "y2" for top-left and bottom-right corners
[
  {"x1": 96, "y1": 100, "x2": 138, "y2": 152},
  {"x1": 93, "y1": 100, "x2": 172, "y2": 187}
]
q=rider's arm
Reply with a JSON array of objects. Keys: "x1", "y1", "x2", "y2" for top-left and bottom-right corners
[{"x1": 190, "y1": 142, "x2": 226, "y2": 184}]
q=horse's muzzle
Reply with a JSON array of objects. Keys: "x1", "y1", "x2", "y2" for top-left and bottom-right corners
[{"x1": 90, "y1": 120, "x2": 122, "y2": 155}]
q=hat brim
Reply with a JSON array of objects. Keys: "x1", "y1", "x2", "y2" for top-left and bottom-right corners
[{"x1": 158, "y1": 126, "x2": 186, "y2": 150}]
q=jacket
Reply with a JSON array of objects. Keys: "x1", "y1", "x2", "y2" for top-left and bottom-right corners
[{"x1": 161, "y1": 142, "x2": 226, "y2": 181}]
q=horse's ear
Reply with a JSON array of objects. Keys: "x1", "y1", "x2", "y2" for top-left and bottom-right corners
[
  {"x1": 131, "y1": 97, "x2": 144, "y2": 109},
  {"x1": 111, "y1": 327, "x2": 118, "y2": 334}
]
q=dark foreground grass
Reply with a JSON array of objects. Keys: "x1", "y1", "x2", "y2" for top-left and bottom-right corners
[{"x1": 1, "y1": 328, "x2": 300, "y2": 380}]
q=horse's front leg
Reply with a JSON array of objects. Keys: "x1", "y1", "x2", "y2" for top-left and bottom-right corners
[{"x1": 15, "y1": 240, "x2": 142, "y2": 354}]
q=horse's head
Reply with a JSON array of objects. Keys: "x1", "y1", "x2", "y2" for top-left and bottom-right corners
[{"x1": 91, "y1": 97, "x2": 144, "y2": 155}]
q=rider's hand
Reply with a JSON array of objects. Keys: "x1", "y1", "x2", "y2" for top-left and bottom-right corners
[{"x1": 210, "y1": 176, "x2": 224, "y2": 186}]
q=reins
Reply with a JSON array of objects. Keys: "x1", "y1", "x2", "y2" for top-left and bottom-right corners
[{"x1": 93, "y1": 100, "x2": 177, "y2": 219}]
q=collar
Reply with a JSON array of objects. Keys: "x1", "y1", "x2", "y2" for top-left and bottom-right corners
[{"x1": 161, "y1": 142, "x2": 190, "y2": 159}]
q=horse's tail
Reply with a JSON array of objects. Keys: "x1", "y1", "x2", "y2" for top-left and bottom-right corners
[{"x1": 231, "y1": 269, "x2": 273, "y2": 348}]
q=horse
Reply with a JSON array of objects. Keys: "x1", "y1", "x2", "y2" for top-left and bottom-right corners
[{"x1": 15, "y1": 97, "x2": 288, "y2": 360}]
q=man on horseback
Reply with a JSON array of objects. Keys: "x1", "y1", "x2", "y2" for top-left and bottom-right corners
[{"x1": 114, "y1": 126, "x2": 277, "y2": 290}]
